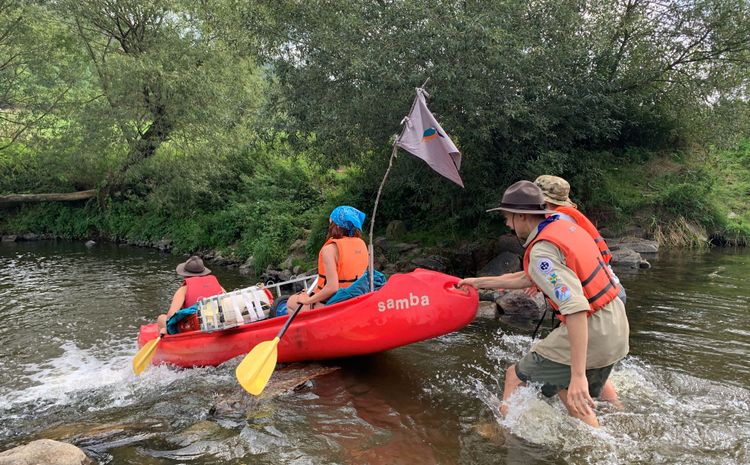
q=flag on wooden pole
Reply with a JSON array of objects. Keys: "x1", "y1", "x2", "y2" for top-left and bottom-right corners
[{"x1": 396, "y1": 88, "x2": 464, "y2": 187}]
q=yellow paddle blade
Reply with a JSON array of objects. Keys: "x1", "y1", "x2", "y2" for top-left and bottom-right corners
[
  {"x1": 132, "y1": 336, "x2": 161, "y2": 376},
  {"x1": 235, "y1": 337, "x2": 280, "y2": 396}
]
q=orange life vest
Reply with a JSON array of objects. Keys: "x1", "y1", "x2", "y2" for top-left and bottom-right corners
[
  {"x1": 178, "y1": 275, "x2": 223, "y2": 332},
  {"x1": 553, "y1": 205, "x2": 612, "y2": 264},
  {"x1": 523, "y1": 218, "x2": 620, "y2": 324},
  {"x1": 316, "y1": 237, "x2": 369, "y2": 292}
]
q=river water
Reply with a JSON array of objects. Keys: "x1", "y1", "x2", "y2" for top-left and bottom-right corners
[{"x1": 0, "y1": 241, "x2": 748, "y2": 464}]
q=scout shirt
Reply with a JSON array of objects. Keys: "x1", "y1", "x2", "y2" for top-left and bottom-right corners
[{"x1": 525, "y1": 219, "x2": 630, "y2": 368}]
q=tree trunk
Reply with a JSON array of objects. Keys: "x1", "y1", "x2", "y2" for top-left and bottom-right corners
[{"x1": 0, "y1": 189, "x2": 96, "y2": 205}]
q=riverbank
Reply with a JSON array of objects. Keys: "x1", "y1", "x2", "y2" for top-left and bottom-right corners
[{"x1": 1, "y1": 143, "x2": 748, "y2": 277}]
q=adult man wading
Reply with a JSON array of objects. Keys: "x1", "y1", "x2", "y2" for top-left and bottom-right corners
[{"x1": 459, "y1": 181, "x2": 629, "y2": 427}]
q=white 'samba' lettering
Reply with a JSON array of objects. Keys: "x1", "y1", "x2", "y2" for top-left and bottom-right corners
[{"x1": 377, "y1": 293, "x2": 430, "y2": 312}]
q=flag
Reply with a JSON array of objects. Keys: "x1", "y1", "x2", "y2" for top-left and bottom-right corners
[{"x1": 396, "y1": 88, "x2": 464, "y2": 187}]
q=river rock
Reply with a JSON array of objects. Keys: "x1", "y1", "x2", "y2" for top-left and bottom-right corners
[
  {"x1": 609, "y1": 237, "x2": 659, "y2": 254},
  {"x1": 155, "y1": 239, "x2": 172, "y2": 252},
  {"x1": 478, "y1": 252, "x2": 521, "y2": 277},
  {"x1": 496, "y1": 290, "x2": 544, "y2": 318},
  {"x1": 476, "y1": 301, "x2": 499, "y2": 319},
  {"x1": 610, "y1": 248, "x2": 644, "y2": 269},
  {"x1": 279, "y1": 256, "x2": 293, "y2": 270},
  {"x1": 41, "y1": 420, "x2": 168, "y2": 444},
  {"x1": 410, "y1": 255, "x2": 448, "y2": 272},
  {"x1": 374, "y1": 252, "x2": 388, "y2": 269},
  {"x1": 478, "y1": 290, "x2": 501, "y2": 302},
  {"x1": 373, "y1": 236, "x2": 389, "y2": 253},
  {"x1": 170, "y1": 420, "x2": 225, "y2": 447},
  {"x1": 239, "y1": 256, "x2": 256, "y2": 276},
  {"x1": 288, "y1": 238, "x2": 307, "y2": 254},
  {"x1": 2, "y1": 235, "x2": 18, "y2": 242},
  {"x1": 0, "y1": 439, "x2": 92, "y2": 465},
  {"x1": 21, "y1": 233, "x2": 40, "y2": 241},
  {"x1": 392, "y1": 242, "x2": 418, "y2": 254},
  {"x1": 208, "y1": 254, "x2": 234, "y2": 267},
  {"x1": 385, "y1": 220, "x2": 407, "y2": 240},
  {"x1": 209, "y1": 363, "x2": 340, "y2": 416},
  {"x1": 383, "y1": 264, "x2": 398, "y2": 276},
  {"x1": 491, "y1": 234, "x2": 524, "y2": 256},
  {"x1": 84, "y1": 240, "x2": 96, "y2": 247}
]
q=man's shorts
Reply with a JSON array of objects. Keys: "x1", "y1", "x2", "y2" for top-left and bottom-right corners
[{"x1": 515, "y1": 352, "x2": 614, "y2": 398}]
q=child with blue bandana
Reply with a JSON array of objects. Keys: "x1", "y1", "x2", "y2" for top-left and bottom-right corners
[{"x1": 286, "y1": 206, "x2": 370, "y2": 311}]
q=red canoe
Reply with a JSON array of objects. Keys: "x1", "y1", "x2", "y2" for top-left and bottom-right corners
[{"x1": 137, "y1": 268, "x2": 478, "y2": 368}]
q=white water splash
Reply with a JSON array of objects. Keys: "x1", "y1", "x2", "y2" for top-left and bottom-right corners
[
  {"x1": 0, "y1": 339, "x2": 230, "y2": 414},
  {"x1": 434, "y1": 330, "x2": 750, "y2": 465}
]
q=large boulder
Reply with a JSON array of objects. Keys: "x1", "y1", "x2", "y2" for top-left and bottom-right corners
[
  {"x1": 496, "y1": 290, "x2": 545, "y2": 318},
  {"x1": 478, "y1": 252, "x2": 521, "y2": 277},
  {"x1": 491, "y1": 234, "x2": 525, "y2": 256},
  {"x1": 0, "y1": 439, "x2": 92, "y2": 465},
  {"x1": 385, "y1": 220, "x2": 407, "y2": 240},
  {"x1": 410, "y1": 255, "x2": 448, "y2": 272},
  {"x1": 610, "y1": 248, "x2": 645, "y2": 269},
  {"x1": 609, "y1": 237, "x2": 659, "y2": 254},
  {"x1": 469, "y1": 235, "x2": 523, "y2": 276}
]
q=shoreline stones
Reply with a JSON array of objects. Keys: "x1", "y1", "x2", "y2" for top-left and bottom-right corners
[
  {"x1": 1, "y1": 226, "x2": 659, "y2": 286},
  {"x1": 0, "y1": 439, "x2": 92, "y2": 465}
]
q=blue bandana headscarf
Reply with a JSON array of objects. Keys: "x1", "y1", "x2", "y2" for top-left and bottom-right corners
[{"x1": 330, "y1": 206, "x2": 366, "y2": 236}]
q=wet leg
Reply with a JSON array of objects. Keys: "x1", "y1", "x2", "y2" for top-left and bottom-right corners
[
  {"x1": 599, "y1": 379, "x2": 623, "y2": 409},
  {"x1": 501, "y1": 364, "x2": 524, "y2": 416}
]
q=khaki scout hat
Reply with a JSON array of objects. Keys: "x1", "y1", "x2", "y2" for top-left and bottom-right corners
[
  {"x1": 534, "y1": 175, "x2": 577, "y2": 208},
  {"x1": 486, "y1": 180, "x2": 556, "y2": 215},
  {"x1": 176, "y1": 255, "x2": 211, "y2": 277}
]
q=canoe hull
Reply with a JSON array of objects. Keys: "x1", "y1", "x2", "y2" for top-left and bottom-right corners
[{"x1": 137, "y1": 269, "x2": 478, "y2": 368}]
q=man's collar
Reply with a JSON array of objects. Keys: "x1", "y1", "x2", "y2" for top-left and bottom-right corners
[{"x1": 523, "y1": 214, "x2": 559, "y2": 247}]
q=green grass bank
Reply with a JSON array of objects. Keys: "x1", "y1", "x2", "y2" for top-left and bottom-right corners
[{"x1": 2, "y1": 139, "x2": 749, "y2": 272}]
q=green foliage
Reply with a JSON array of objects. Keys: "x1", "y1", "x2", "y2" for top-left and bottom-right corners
[
  {"x1": 3, "y1": 202, "x2": 99, "y2": 238},
  {"x1": 2, "y1": 0, "x2": 750, "y2": 260},
  {"x1": 233, "y1": 0, "x2": 750, "y2": 237}
]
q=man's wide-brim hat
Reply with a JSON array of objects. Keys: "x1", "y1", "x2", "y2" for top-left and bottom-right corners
[
  {"x1": 534, "y1": 175, "x2": 577, "y2": 208},
  {"x1": 486, "y1": 180, "x2": 556, "y2": 215},
  {"x1": 176, "y1": 255, "x2": 211, "y2": 277}
]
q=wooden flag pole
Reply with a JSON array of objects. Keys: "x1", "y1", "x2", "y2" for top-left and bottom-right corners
[{"x1": 368, "y1": 79, "x2": 429, "y2": 291}]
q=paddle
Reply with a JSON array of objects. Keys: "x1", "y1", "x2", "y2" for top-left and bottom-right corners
[
  {"x1": 235, "y1": 302, "x2": 304, "y2": 395},
  {"x1": 132, "y1": 334, "x2": 163, "y2": 375}
]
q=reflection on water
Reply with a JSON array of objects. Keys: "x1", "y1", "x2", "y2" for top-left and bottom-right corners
[{"x1": 0, "y1": 242, "x2": 749, "y2": 464}]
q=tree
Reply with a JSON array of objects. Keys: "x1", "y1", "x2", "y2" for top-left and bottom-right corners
[
  {"x1": 55, "y1": 0, "x2": 266, "y2": 194},
  {"x1": 241, "y1": 0, "x2": 750, "y2": 223},
  {"x1": 0, "y1": 0, "x2": 85, "y2": 151}
]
